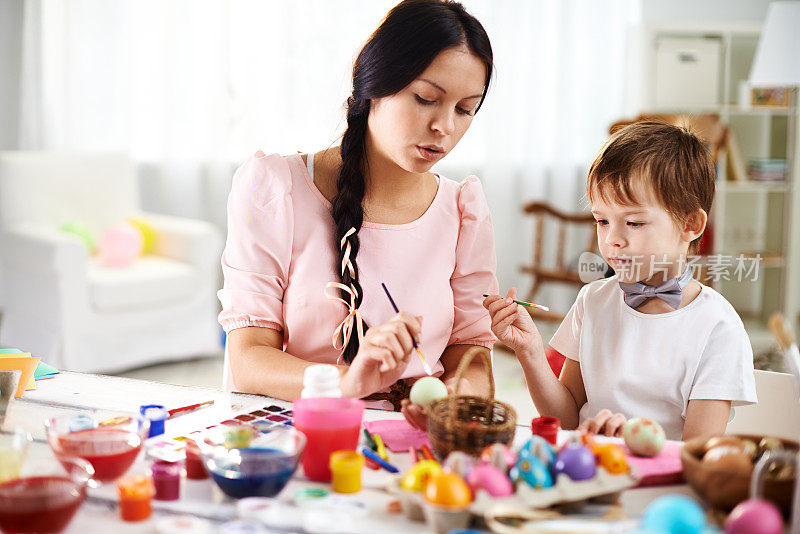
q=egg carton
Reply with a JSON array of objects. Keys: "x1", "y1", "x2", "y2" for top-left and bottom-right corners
[{"x1": 387, "y1": 467, "x2": 640, "y2": 525}]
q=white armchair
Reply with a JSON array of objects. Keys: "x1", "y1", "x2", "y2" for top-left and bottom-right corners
[{"x1": 0, "y1": 151, "x2": 223, "y2": 373}]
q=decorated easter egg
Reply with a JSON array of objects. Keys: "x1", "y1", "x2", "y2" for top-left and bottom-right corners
[
  {"x1": 757, "y1": 437, "x2": 784, "y2": 458},
  {"x1": 465, "y1": 464, "x2": 513, "y2": 497},
  {"x1": 642, "y1": 495, "x2": 705, "y2": 534},
  {"x1": 98, "y1": 222, "x2": 144, "y2": 267},
  {"x1": 409, "y1": 377, "x2": 448, "y2": 407},
  {"x1": 704, "y1": 436, "x2": 756, "y2": 458},
  {"x1": 593, "y1": 443, "x2": 629, "y2": 474},
  {"x1": 553, "y1": 443, "x2": 596, "y2": 481},
  {"x1": 725, "y1": 499, "x2": 783, "y2": 534},
  {"x1": 479, "y1": 443, "x2": 515, "y2": 474},
  {"x1": 702, "y1": 446, "x2": 753, "y2": 477},
  {"x1": 517, "y1": 436, "x2": 556, "y2": 469},
  {"x1": 443, "y1": 451, "x2": 476, "y2": 479},
  {"x1": 622, "y1": 417, "x2": 666, "y2": 457},
  {"x1": 400, "y1": 460, "x2": 442, "y2": 492},
  {"x1": 511, "y1": 455, "x2": 552, "y2": 489},
  {"x1": 423, "y1": 472, "x2": 472, "y2": 508}
]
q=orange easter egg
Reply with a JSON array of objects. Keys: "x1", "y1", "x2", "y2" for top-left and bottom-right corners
[
  {"x1": 423, "y1": 472, "x2": 472, "y2": 508},
  {"x1": 593, "y1": 443, "x2": 629, "y2": 474}
]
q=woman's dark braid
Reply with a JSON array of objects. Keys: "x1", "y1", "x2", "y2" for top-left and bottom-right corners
[{"x1": 332, "y1": 95, "x2": 370, "y2": 364}]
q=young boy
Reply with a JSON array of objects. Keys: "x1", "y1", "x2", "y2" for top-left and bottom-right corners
[{"x1": 485, "y1": 121, "x2": 757, "y2": 441}]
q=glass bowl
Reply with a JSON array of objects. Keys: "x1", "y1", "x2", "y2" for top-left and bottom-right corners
[
  {"x1": 0, "y1": 427, "x2": 32, "y2": 483},
  {"x1": 198, "y1": 425, "x2": 306, "y2": 499},
  {"x1": 0, "y1": 452, "x2": 94, "y2": 533},
  {"x1": 45, "y1": 412, "x2": 149, "y2": 482}
]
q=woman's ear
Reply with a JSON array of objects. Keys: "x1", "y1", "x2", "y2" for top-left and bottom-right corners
[{"x1": 682, "y1": 209, "x2": 708, "y2": 242}]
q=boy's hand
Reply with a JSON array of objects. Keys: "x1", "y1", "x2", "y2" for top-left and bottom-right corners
[
  {"x1": 578, "y1": 409, "x2": 627, "y2": 437},
  {"x1": 401, "y1": 399, "x2": 428, "y2": 431},
  {"x1": 483, "y1": 288, "x2": 543, "y2": 357}
]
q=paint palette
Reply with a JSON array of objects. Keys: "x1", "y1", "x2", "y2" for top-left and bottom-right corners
[{"x1": 147, "y1": 405, "x2": 295, "y2": 462}]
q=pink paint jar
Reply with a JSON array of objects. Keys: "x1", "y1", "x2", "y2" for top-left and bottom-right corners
[
  {"x1": 531, "y1": 416, "x2": 560, "y2": 446},
  {"x1": 151, "y1": 460, "x2": 181, "y2": 501},
  {"x1": 184, "y1": 440, "x2": 208, "y2": 480}
]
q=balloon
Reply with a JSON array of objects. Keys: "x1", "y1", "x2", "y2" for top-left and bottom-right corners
[
  {"x1": 98, "y1": 222, "x2": 144, "y2": 267},
  {"x1": 60, "y1": 221, "x2": 95, "y2": 253},
  {"x1": 126, "y1": 217, "x2": 156, "y2": 254}
]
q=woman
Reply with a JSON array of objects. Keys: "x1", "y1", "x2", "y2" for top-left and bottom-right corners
[{"x1": 219, "y1": 0, "x2": 498, "y2": 428}]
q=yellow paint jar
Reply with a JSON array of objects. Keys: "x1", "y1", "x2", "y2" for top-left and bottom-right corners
[{"x1": 329, "y1": 451, "x2": 364, "y2": 493}]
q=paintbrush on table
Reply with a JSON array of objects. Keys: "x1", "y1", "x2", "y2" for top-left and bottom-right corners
[{"x1": 381, "y1": 282, "x2": 432, "y2": 376}]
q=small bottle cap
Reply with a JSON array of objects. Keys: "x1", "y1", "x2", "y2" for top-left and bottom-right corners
[{"x1": 140, "y1": 404, "x2": 167, "y2": 438}]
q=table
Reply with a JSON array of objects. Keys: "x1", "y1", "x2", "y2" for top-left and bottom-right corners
[{"x1": 3, "y1": 372, "x2": 698, "y2": 533}]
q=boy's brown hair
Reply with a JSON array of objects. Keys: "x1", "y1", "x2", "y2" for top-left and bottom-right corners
[{"x1": 587, "y1": 120, "x2": 715, "y2": 253}]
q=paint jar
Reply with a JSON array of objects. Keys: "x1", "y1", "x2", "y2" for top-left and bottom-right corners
[
  {"x1": 151, "y1": 460, "x2": 182, "y2": 501},
  {"x1": 184, "y1": 440, "x2": 208, "y2": 480},
  {"x1": 117, "y1": 474, "x2": 155, "y2": 521},
  {"x1": 531, "y1": 416, "x2": 560, "y2": 446},
  {"x1": 330, "y1": 450, "x2": 364, "y2": 493},
  {"x1": 140, "y1": 404, "x2": 167, "y2": 438}
]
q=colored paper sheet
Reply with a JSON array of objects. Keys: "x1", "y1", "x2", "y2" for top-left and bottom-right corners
[
  {"x1": 364, "y1": 419, "x2": 430, "y2": 453},
  {"x1": 34, "y1": 361, "x2": 59, "y2": 379},
  {"x1": 0, "y1": 352, "x2": 36, "y2": 390},
  {"x1": 0, "y1": 357, "x2": 40, "y2": 397},
  {"x1": 624, "y1": 440, "x2": 684, "y2": 487}
]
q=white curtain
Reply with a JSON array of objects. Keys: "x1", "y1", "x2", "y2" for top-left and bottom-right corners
[{"x1": 17, "y1": 0, "x2": 638, "y2": 295}]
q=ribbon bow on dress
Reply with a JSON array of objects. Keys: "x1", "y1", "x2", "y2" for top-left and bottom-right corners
[{"x1": 618, "y1": 266, "x2": 693, "y2": 310}]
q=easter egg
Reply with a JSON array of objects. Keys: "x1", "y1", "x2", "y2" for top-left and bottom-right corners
[
  {"x1": 443, "y1": 451, "x2": 476, "y2": 478},
  {"x1": 704, "y1": 436, "x2": 756, "y2": 458},
  {"x1": 642, "y1": 495, "x2": 705, "y2": 534},
  {"x1": 511, "y1": 455, "x2": 552, "y2": 489},
  {"x1": 622, "y1": 417, "x2": 666, "y2": 457},
  {"x1": 465, "y1": 464, "x2": 513, "y2": 497},
  {"x1": 517, "y1": 436, "x2": 556, "y2": 469},
  {"x1": 423, "y1": 472, "x2": 472, "y2": 508},
  {"x1": 479, "y1": 443, "x2": 515, "y2": 474},
  {"x1": 553, "y1": 443, "x2": 596, "y2": 481},
  {"x1": 725, "y1": 499, "x2": 783, "y2": 534},
  {"x1": 400, "y1": 460, "x2": 442, "y2": 492},
  {"x1": 409, "y1": 377, "x2": 448, "y2": 407},
  {"x1": 702, "y1": 446, "x2": 753, "y2": 477},
  {"x1": 593, "y1": 443, "x2": 629, "y2": 474}
]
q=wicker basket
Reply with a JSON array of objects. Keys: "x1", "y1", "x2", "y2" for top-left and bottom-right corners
[{"x1": 427, "y1": 346, "x2": 517, "y2": 458}]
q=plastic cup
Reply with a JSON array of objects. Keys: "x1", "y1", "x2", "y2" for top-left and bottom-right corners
[
  {"x1": 330, "y1": 451, "x2": 364, "y2": 493},
  {"x1": 531, "y1": 416, "x2": 560, "y2": 446},
  {"x1": 0, "y1": 370, "x2": 21, "y2": 425},
  {"x1": 293, "y1": 398, "x2": 364, "y2": 482}
]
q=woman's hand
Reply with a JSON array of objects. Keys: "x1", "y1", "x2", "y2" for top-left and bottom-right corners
[
  {"x1": 483, "y1": 288, "x2": 543, "y2": 357},
  {"x1": 340, "y1": 312, "x2": 422, "y2": 399},
  {"x1": 401, "y1": 399, "x2": 428, "y2": 431},
  {"x1": 578, "y1": 409, "x2": 627, "y2": 437}
]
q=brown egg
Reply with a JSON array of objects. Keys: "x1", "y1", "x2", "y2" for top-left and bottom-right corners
[
  {"x1": 703, "y1": 436, "x2": 756, "y2": 458},
  {"x1": 702, "y1": 446, "x2": 754, "y2": 476}
]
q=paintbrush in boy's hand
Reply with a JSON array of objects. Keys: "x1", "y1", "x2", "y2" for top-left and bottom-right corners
[{"x1": 380, "y1": 282, "x2": 432, "y2": 375}]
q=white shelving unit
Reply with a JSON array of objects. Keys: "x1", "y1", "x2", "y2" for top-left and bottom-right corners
[{"x1": 631, "y1": 21, "x2": 800, "y2": 354}]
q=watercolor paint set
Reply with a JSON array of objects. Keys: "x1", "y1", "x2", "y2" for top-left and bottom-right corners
[{"x1": 147, "y1": 404, "x2": 294, "y2": 461}]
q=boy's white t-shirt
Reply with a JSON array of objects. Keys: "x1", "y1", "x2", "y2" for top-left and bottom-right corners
[{"x1": 549, "y1": 276, "x2": 757, "y2": 440}]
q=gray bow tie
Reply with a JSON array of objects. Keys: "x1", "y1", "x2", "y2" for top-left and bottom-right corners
[{"x1": 619, "y1": 267, "x2": 693, "y2": 309}]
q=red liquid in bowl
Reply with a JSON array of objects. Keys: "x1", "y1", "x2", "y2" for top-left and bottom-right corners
[
  {"x1": 57, "y1": 428, "x2": 142, "y2": 481},
  {"x1": 0, "y1": 476, "x2": 85, "y2": 533}
]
